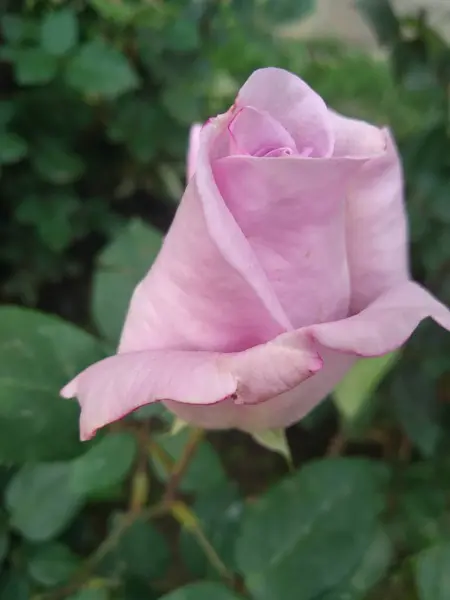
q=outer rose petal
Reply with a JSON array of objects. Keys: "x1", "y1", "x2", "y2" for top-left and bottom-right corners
[
  {"x1": 164, "y1": 282, "x2": 450, "y2": 431},
  {"x1": 213, "y1": 154, "x2": 369, "y2": 327},
  {"x1": 187, "y1": 123, "x2": 202, "y2": 180},
  {"x1": 61, "y1": 335, "x2": 322, "y2": 441},
  {"x1": 332, "y1": 118, "x2": 409, "y2": 312},
  {"x1": 237, "y1": 67, "x2": 334, "y2": 157},
  {"x1": 63, "y1": 281, "x2": 450, "y2": 436}
]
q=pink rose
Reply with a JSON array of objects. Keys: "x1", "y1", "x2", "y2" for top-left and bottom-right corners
[{"x1": 62, "y1": 68, "x2": 450, "y2": 440}]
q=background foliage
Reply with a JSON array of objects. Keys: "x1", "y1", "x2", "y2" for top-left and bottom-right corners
[{"x1": 1, "y1": 0, "x2": 450, "y2": 598}]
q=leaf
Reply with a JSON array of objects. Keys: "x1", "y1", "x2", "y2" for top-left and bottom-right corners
[
  {"x1": 0, "y1": 572, "x2": 30, "y2": 600},
  {"x1": 107, "y1": 97, "x2": 158, "y2": 162},
  {"x1": 27, "y1": 543, "x2": 80, "y2": 587},
  {"x1": 0, "y1": 132, "x2": 28, "y2": 164},
  {"x1": 356, "y1": 0, "x2": 400, "y2": 46},
  {"x1": 0, "y1": 101, "x2": 15, "y2": 129},
  {"x1": 65, "y1": 39, "x2": 139, "y2": 99},
  {"x1": 114, "y1": 515, "x2": 170, "y2": 581},
  {"x1": 259, "y1": 0, "x2": 315, "y2": 24},
  {"x1": 67, "y1": 590, "x2": 108, "y2": 600},
  {"x1": 236, "y1": 459, "x2": 389, "y2": 600},
  {"x1": 334, "y1": 352, "x2": 400, "y2": 429},
  {"x1": 151, "y1": 429, "x2": 227, "y2": 493},
  {"x1": 92, "y1": 219, "x2": 163, "y2": 344},
  {"x1": 414, "y1": 542, "x2": 450, "y2": 600},
  {"x1": 40, "y1": 9, "x2": 78, "y2": 56},
  {"x1": 13, "y1": 48, "x2": 58, "y2": 85},
  {"x1": 180, "y1": 483, "x2": 244, "y2": 578},
  {"x1": 159, "y1": 582, "x2": 244, "y2": 600},
  {"x1": 251, "y1": 429, "x2": 292, "y2": 466},
  {"x1": 319, "y1": 527, "x2": 393, "y2": 600},
  {"x1": 5, "y1": 462, "x2": 83, "y2": 541},
  {"x1": 70, "y1": 432, "x2": 137, "y2": 495},
  {"x1": 0, "y1": 525, "x2": 8, "y2": 567},
  {"x1": 0, "y1": 307, "x2": 105, "y2": 463},
  {"x1": 31, "y1": 139, "x2": 85, "y2": 184},
  {"x1": 1, "y1": 14, "x2": 38, "y2": 45},
  {"x1": 391, "y1": 371, "x2": 443, "y2": 457}
]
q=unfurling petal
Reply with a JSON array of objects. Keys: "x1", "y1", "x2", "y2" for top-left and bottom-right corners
[{"x1": 61, "y1": 335, "x2": 322, "y2": 440}]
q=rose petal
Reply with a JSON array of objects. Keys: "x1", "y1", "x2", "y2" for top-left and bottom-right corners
[
  {"x1": 237, "y1": 67, "x2": 334, "y2": 157},
  {"x1": 61, "y1": 335, "x2": 322, "y2": 441},
  {"x1": 228, "y1": 106, "x2": 297, "y2": 157},
  {"x1": 213, "y1": 153, "x2": 364, "y2": 327},
  {"x1": 343, "y1": 127, "x2": 409, "y2": 312}
]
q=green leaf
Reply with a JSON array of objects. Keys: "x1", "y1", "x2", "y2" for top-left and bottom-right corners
[
  {"x1": 236, "y1": 459, "x2": 388, "y2": 600},
  {"x1": 70, "y1": 432, "x2": 137, "y2": 495},
  {"x1": 251, "y1": 429, "x2": 292, "y2": 466},
  {"x1": 107, "y1": 97, "x2": 158, "y2": 162},
  {"x1": 13, "y1": 48, "x2": 58, "y2": 85},
  {"x1": 40, "y1": 9, "x2": 78, "y2": 56},
  {"x1": 0, "y1": 101, "x2": 15, "y2": 129},
  {"x1": 65, "y1": 39, "x2": 139, "y2": 99},
  {"x1": 0, "y1": 132, "x2": 28, "y2": 164},
  {"x1": 0, "y1": 307, "x2": 105, "y2": 463},
  {"x1": 392, "y1": 371, "x2": 443, "y2": 457},
  {"x1": 27, "y1": 543, "x2": 80, "y2": 587},
  {"x1": 334, "y1": 352, "x2": 400, "y2": 429},
  {"x1": 319, "y1": 527, "x2": 393, "y2": 600},
  {"x1": 1, "y1": 14, "x2": 38, "y2": 45},
  {"x1": 114, "y1": 515, "x2": 170, "y2": 581},
  {"x1": 0, "y1": 572, "x2": 30, "y2": 600},
  {"x1": 67, "y1": 590, "x2": 108, "y2": 600},
  {"x1": 92, "y1": 219, "x2": 162, "y2": 344},
  {"x1": 356, "y1": 0, "x2": 400, "y2": 46},
  {"x1": 5, "y1": 462, "x2": 82, "y2": 541},
  {"x1": 151, "y1": 429, "x2": 227, "y2": 493},
  {"x1": 259, "y1": 0, "x2": 315, "y2": 24},
  {"x1": 180, "y1": 483, "x2": 244, "y2": 578},
  {"x1": 160, "y1": 582, "x2": 244, "y2": 600},
  {"x1": 0, "y1": 524, "x2": 8, "y2": 567},
  {"x1": 415, "y1": 542, "x2": 450, "y2": 600},
  {"x1": 31, "y1": 139, "x2": 84, "y2": 184},
  {"x1": 88, "y1": 0, "x2": 139, "y2": 24}
]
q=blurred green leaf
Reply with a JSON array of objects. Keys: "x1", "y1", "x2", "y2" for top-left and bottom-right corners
[
  {"x1": 180, "y1": 482, "x2": 244, "y2": 578},
  {"x1": 40, "y1": 9, "x2": 78, "y2": 56},
  {"x1": 414, "y1": 542, "x2": 450, "y2": 600},
  {"x1": 27, "y1": 542, "x2": 80, "y2": 587},
  {"x1": 251, "y1": 429, "x2": 292, "y2": 465},
  {"x1": 92, "y1": 219, "x2": 163, "y2": 344},
  {"x1": 88, "y1": 0, "x2": 140, "y2": 24},
  {"x1": 31, "y1": 139, "x2": 85, "y2": 184},
  {"x1": 151, "y1": 429, "x2": 227, "y2": 493},
  {"x1": 356, "y1": 0, "x2": 400, "y2": 46},
  {"x1": 67, "y1": 590, "x2": 108, "y2": 600},
  {"x1": 394, "y1": 464, "x2": 450, "y2": 552},
  {"x1": 0, "y1": 524, "x2": 8, "y2": 568},
  {"x1": 114, "y1": 514, "x2": 170, "y2": 581},
  {"x1": 259, "y1": 0, "x2": 315, "y2": 24},
  {"x1": 0, "y1": 102, "x2": 15, "y2": 129},
  {"x1": 160, "y1": 582, "x2": 244, "y2": 600},
  {"x1": 70, "y1": 432, "x2": 137, "y2": 495},
  {"x1": 0, "y1": 307, "x2": 105, "y2": 463},
  {"x1": 0, "y1": 132, "x2": 28, "y2": 164},
  {"x1": 319, "y1": 527, "x2": 393, "y2": 600},
  {"x1": 334, "y1": 352, "x2": 400, "y2": 430},
  {"x1": 1, "y1": 14, "x2": 38, "y2": 45},
  {"x1": 392, "y1": 371, "x2": 443, "y2": 457},
  {"x1": 65, "y1": 39, "x2": 139, "y2": 99},
  {"x1": 13, "y1": 48, "x2": 58, "y2": 85},
  {"x1": 236, "y1": 459, "x2": 389, "y2": 600},
  {"x1": 0, "y1": 572, "x2": 30, "y2": 600},
  {"x1": 5, "y1": 462, "x2": 82, "y2": 541},
  {"x1": 107, "y1": 97, "x2": 158, "y2": 162}
]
